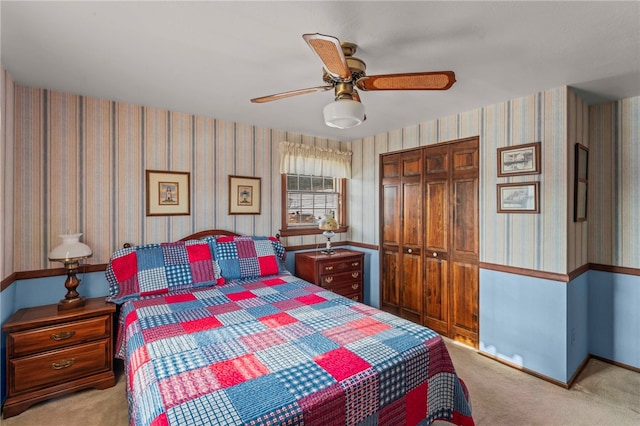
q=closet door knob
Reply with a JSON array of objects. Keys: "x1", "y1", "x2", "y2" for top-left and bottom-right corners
[
  {"x1": 407, "y1": 248, "x2": 413, "y2": 253},
  {"x1": 433, "y1": 252, "x2": 438, "y2": 257}
]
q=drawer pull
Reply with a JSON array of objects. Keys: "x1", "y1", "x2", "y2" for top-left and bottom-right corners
[
  {"x1": 351, "y1": 272, "x2": 359, "y2": 278},
  {"x1": 324, "y1": 277, "x2": 334, "y2": 284},
  {"x1": 351, "y1": 283, "x2": 359, "y2": 290},
  {"x1": 51, "y1": 358, "x2": 75, "y2": 370},
  {"x1": 325, "y1": 266, "x2": 334, "y2": 271},
  {"x1": 50, "y1": 331, "x2": 76, "y2": 341},
  {"x1": 351, "y1": 262, "x2": 359, "y2": 267}
]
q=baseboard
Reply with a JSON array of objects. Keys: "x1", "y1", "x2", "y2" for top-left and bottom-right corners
[
  {"x1": 479, "y1": 350, "x2": 640, "y2": 389},
  {"x1": 590, "y1": 354, "x2": 640, "y2": 374},
  {"x1": 566, "y1": 355, "x2": 591, "y2": 388},
  {"x1": 478, "y1": 350, "x2": 571, "y2": 388}
]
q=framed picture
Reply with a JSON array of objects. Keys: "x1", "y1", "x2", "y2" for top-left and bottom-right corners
[
  {"x1": 497, "y1": 182, "x2": 540, "y2": 213},
  {"x1": 497, "y1": 142, "x2": 541, "y2": 177},
  {"x1": 229, "y1": 175, "x2": 261, "y2": 215},
  {"x1": 574, "y1": 143, "x2": 589, "y2": 222},
  {"x1": 146, "y1": 170, "x2": 190, "y2": 216}
]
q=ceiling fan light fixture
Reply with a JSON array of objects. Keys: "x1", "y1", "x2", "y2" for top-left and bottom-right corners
[{"x1": 323, "y1": 99, "x2": 365, "y2": 129}]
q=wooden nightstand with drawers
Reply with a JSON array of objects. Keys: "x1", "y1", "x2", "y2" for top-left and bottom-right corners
[
  {"x1": 2, "y1": 297, "x2": 116, "y2": 418},
  {"x1": 295, "y1": 249, "x2": 365, "y2": 302}
]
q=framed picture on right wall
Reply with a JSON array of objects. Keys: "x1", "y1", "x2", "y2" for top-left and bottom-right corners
[
  {"x1": 574, "y1": 143, "x2": 589, "y2": 222},
  {"x1": 497, "y1": 182, "x2": 540, "y2": 213},
  {"x1": 497, "y1": 142, "x2": 541, "y2": 177}
]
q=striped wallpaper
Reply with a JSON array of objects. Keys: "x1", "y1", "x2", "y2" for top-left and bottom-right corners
[
  {"x1": 10, "y1": 84, "x2": 348, "y2": 271},
  {"x1": 349, "y1": 88, "x2": 572, "y2": 274},
  {"x1": 347, "y1": 90, "x2": 639, "y2": 272},
  {"x1": 1, "y1": 69, "x2": 15, "y2": 280},
  {"x1": 567, "y1": 90, "x2": 590, "y2": 272},
  {"x1": 589, "y1": 97, "x2": 640, "y2": 267},
  {"x1": 3, "y1": 67, "x2": 638, "y2": 276}
]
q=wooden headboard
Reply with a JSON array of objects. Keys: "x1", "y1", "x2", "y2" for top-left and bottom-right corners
[
  {"x1": 179, "y1": 229, "x2": 242, "y2": 241},
  {"x1": 123, "y1": 229, "x2": 243, "y2": 248},
  {"x1": 123, "y1": 230, "x2": 282, "y2": 248}
]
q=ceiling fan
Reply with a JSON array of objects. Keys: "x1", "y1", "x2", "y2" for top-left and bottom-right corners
[{"x1": 251, "y1": 33, "x2": 456, "y2": 129}]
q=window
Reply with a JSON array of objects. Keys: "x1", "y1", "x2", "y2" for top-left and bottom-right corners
[
  {"x1": 278, "y1": 141, "x2": 351, "y2": 237},
  {"x1": 280, "y1": 174, "x2": 347, "y2": 237}
]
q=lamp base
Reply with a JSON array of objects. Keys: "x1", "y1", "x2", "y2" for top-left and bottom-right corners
[
  {"x1": 58, "y1": 296, "x2": 86, "y2": 311},
  {"x1": 57, "y1": 261, "x2": 86, "y2": 311},
  {"x1": 321, "y1": 234, "x2": 336, "y2": 255}
]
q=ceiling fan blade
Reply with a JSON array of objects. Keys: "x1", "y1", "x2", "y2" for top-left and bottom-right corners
[
  {"x1": 250, "y1": 86, "x2": 333, "y2": 103},
  {"x1": 356, "y1": 71, "x2": 456, "y2": 91},
  {"x1": 302, "y1": 33, "x2": 352, "y2": 81}
]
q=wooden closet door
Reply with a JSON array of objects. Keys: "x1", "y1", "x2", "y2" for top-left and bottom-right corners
[
  {"x1": 423, "y1": 144, "x2": 450, "y2": 336},
  {"x1": 423, "y1": 138, "x2": 479, "y2": 347},
  {"x1": 381, "y1": 154, "x2": 401, "y2": 315},
  {"x1": 401, "y1": 153, "x2": 423, "y2": 324},
  {"x1": 380, "y1": 150, "x2": 423, "y2": 324},
  {"x1": 449, "y1": 140, "x2": 479, "y2": 346}
]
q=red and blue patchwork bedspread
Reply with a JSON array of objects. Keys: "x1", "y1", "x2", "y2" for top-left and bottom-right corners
[{"x1": 116, "y1": 273, "x2": 474, "y2": 426}]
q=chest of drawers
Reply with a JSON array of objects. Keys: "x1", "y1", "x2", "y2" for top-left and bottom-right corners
[
  {"x1": 2, "y1": 297, "x2": 116, "y2": 418},
  {"x1": 295, "y1": 249, "x2": 364, "y2": 302}
]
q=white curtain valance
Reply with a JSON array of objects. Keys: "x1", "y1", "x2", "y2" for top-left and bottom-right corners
[{"x1": 279, "y1": 141, "x2": 352, "y2": 178}]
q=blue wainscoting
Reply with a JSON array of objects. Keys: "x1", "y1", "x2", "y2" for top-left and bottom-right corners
[
  {"x1": 479, "y1": 268, "x2": 570, "y2": 382},
  {"x1": 567, "y1": 273, "x2": 589, "y2": 378},
  {"x1": 588, "y1": 270, "x2": 640, "y2": 369},
  {"x1": 480, "y1": 268, "x2": 639, "y2": 384},
  {"x1": 12, "y1": 272, "x2": 111, "y2": 311}
]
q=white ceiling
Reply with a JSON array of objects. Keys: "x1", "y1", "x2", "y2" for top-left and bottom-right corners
[{"x1": 2, "y1": 1, "x2": 639, "y2": 141}]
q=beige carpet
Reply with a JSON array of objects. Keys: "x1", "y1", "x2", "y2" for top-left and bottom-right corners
[
  {"x1": 437, "y1": 339, "x2": 640, "y2": 425},
  {"x1": 2, "y1": 340, "x2": 639, "y2": 425}
]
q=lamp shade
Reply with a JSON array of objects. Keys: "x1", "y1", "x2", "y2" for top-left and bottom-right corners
[
  {"x1": 323, "y1": 99, "x2": 365, "y2": 129},
  {"x1": 318, "y1": 214, "x2": 339, "y2": 231},
  {"x1": 48, "y1": 233, "x2": 92, "y2": 262}
]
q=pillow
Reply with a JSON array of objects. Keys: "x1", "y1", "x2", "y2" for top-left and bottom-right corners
[
  {"x1": 212, "y1": 236, "x2": 283, "y2": 280},
  {"x1": 270, "y1": 238, "x2": 286, "y2": 263},
  {"x1": 106, "y1": 239, "x2": 223, "y2": 304}
]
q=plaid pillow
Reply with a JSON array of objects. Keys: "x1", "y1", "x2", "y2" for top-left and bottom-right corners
[
  {"x1": 106, "y1": 239, "x2": 223, "y2": 304},
  {"x1": 270, "y1": 238, "x2": 286, "y2": 263},
  {"x1": 212, "y1": 236, "x2": 283, "y2": 280}
]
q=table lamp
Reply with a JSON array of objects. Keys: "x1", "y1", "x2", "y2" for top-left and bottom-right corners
[
  {"x1": 48, "y1": 233, "x2": 92, "y2": 310},
  {"x1": 318, "y1": 214, "x2": 339, "y2": 254}
]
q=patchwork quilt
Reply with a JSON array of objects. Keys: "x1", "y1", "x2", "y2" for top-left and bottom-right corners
[{"x1": 117, "y1": 272, "x2": 474, "y2": 426}]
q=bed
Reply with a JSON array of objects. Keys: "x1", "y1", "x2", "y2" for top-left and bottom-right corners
[{"x1": 106, "y1": 230, "x2": 474, "y2": 426}]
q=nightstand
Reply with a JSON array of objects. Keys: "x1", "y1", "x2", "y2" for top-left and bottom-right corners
[
  {"x1": 295, "y1": 248, "x2": 364, "y2": 302},
  {"x1": 2, "y1": 297, "x2": 116, "y2": 418}
]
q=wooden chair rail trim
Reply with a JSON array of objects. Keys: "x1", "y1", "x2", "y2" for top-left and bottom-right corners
[
  {"x1": 2, "y1": 265, "x2": 108, "y2": 291},
  {"x1": 479, "y1": 262, "x2": 570, "y2": 282},
  {"x1": 589, "y1": 263, "x2": 640, "y2": 276},
  {"x1": 3, "y1": 260, "x2": 638, "y2": 292}
]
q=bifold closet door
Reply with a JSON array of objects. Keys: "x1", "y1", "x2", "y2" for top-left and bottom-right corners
[
  {"x1": 381, "y1": 138, "x2": 478, "y2": 347},
  {"x1": 380, "y1": 150, "x2": 423, "y2": 324},
  {"x1": 423, "y1": 144, "x2": 450, "y2": 336},
  {"x1": 449, "y1": 140, "x2": 479, "y2": 347},
  {"x1": 423, "y1": 138, "x2": 479, "y2": 347}
]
